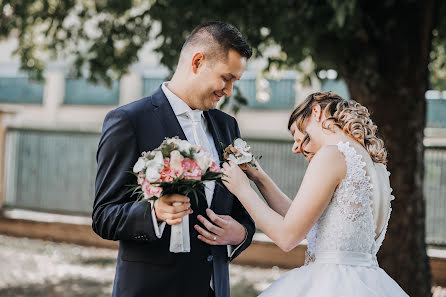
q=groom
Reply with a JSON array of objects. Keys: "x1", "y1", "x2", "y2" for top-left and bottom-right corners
[{"x1": 93, "y1": 21, "x2": 255, "y2": 297}]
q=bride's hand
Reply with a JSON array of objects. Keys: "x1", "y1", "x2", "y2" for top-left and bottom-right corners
[
  {"x1": 244, "y1": 158, "x2": 265, "y2": 183},
  {"x1": 222, "y1": 161, "x2": 251, "y2": 197}
]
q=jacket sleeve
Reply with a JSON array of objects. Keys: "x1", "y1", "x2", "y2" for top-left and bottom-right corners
[
  {"x1": 228, "y1": 117, "x2": 256, "y2": 261},
  {"x1": 92, "y1": 109, "x2": 159, "y2": 242}
]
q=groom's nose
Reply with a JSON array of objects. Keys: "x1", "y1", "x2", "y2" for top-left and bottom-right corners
[{"x1": 223, "y1": 82, "x2": 233, "y2": 97}]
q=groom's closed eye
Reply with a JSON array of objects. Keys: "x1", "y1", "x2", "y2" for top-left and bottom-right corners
[{"x1": 223, "y1": 73, "x2": 239, "y2": 83}]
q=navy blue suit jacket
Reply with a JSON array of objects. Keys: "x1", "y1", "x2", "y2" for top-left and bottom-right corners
[{"x1": 93, "y1": 87, "x2": 255, "y2": 297}]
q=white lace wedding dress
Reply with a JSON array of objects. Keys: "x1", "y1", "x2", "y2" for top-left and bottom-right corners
[{"x1": 259, "y1": 141, "x2": 409, "y2": 297}]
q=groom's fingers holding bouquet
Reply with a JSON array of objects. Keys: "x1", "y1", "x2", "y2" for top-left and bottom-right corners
[{"x1": 154, "y1": 194, "x2": 193, "y2": 225}]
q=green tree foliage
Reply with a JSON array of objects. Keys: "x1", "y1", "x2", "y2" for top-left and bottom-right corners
[
  {"x1": 0, "y1": 0, "x2": 152, "y2": 84},
  {"x1": 1, "y1": 0, "x2": 443, "y2": 90}
]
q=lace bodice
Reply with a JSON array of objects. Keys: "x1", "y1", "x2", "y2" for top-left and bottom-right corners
[{"x1": 305, "y1": 141, "x2": 394, "y2": 265}]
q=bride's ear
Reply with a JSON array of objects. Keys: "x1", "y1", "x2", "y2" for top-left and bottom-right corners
[{"x1": 311, "y1": 104, "x2": 322, "y2": 122}]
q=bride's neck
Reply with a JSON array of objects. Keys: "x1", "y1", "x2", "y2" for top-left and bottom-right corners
[{"x1": 320, "y1": 129, "x2": 362, "y2": 147}]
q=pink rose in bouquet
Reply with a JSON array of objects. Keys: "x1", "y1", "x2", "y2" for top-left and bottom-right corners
[
  {"x1": 182, "y1": 158, "x2": 202, "y2": 180},
  {"x1": 142, "y1": 181, "x2": 163, "y2": 198}
]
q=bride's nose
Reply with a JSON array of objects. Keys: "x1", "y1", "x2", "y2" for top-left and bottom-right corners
[{"x1": 292, "y1": 141, "x2": 301, "y2": 154}]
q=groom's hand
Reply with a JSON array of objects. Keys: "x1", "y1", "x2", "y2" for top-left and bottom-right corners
[
  {"x1": 154, "y1": 194, "x2": 193, "y2": 225},
  {"x1": 195, "y1": 209, "x2": 246, "y2": 246}
]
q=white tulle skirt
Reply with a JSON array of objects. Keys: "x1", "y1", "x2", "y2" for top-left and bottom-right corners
[{"x1": 259, "y1": 262, "x2": 409, "y2": 297}]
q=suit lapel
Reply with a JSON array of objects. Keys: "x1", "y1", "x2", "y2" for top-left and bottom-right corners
[
  {"x1": 204, "y1": 110, "x2": 227, "y2": 211},
  {"x1": 204, "y1": 110, "x2": 224, "y2": 162},
  {"x1": 151, "y1": 87, "x2": 187, "y2": 141}
]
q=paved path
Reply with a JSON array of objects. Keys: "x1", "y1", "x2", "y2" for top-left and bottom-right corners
[
  {"x1": 0, "y1": 235, "x2": 285, "y2": 297},
  {"x1": 0, "y1": 235, "x2": 444, "y2": 297}
]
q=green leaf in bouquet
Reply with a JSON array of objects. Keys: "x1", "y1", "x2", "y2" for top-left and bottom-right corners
[
  {"x1": 201, "y1": 168, "x2": 223, "y2": 181},
  {"x1": 215, "y1": 179, "x2": 227, "y2": 190},
  {"x1": 125, "y1": 184, "x2": 142, "y2": 196},
  {"x1": 160, "y1": 142, "x2": 177, "y2": 158},
  {"x1": 144, "y1": 153, "x2": 155, "y2": 161},
  {"x1": 125, "y1": 179, "x2": 147, "y2": 202},
  {"x1": 126, "y1": 170, "x2": 139, "y2": 177},
  {"x1": 181, "y1": 146, "x2": 198, "y2": 159}
]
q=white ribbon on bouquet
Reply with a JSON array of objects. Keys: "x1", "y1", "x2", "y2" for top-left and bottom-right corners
[{"x1": 169, "y1": 202, "x2": 191, "y2": 253}]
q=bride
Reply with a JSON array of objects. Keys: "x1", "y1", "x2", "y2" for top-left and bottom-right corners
[{"x1": 222, "y1": 91, "x2": 409, "y2": 296}]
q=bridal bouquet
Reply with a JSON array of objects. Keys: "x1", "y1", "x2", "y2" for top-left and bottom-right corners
[
  {"x1": 222, "y1": 138, "x2": 260, "y2": 170},
  {"x1": 130, "y1": 137, "x2": 221, "y2": 253}
]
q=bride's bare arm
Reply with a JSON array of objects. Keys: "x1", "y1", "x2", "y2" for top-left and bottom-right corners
[
  {"x1": 246, "y1": 164, "x2": 292, "y2": 217},
  {"x1": 223, "y1": 145, "x2": 346, "y2": 252}
]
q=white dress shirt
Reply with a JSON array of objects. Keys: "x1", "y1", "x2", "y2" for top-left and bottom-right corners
[{"x1": 149, "y1": 82, "x2": 245, "y2": 259}]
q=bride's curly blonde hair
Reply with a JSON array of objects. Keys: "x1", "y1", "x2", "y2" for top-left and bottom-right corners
[{"x1": 288, "y1": 91, "x2": 387, "y2": 164}]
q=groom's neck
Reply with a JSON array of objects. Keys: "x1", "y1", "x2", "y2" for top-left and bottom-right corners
[{"x1": 166, "y1": 77, "x2": 196, "y2": 110}]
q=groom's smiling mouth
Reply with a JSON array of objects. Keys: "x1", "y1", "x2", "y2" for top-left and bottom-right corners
[{"x1": 213, "y1": 92, "x2": 224, "y2": 101}]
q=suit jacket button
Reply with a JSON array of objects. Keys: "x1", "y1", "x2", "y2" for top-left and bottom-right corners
[{"x1": 207, "y1": 255, "x2": 213, "y2": 262}]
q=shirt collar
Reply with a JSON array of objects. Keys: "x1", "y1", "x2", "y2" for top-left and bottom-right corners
[{"x1": 161, "y1": 82, "x2": 203, "y2": 119}]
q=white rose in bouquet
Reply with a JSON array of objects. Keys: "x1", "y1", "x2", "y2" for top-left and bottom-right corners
[
  {"x1": 133, "y1": 156, "x2": 146, "y2": 173},
  {"x1": 195, "y1": 150, "x2": 215, "y2": 174},
  {"x1": 145, "y1": 167, "x2": 161, "y2": 182},
  {"x1": 166, "y1": 137, "x2": 181, "y2": 146},
  {"x1": 147, "y1": 151, "x2": 164, "y2": 169},
  {"x1": 178, "y1": 139, "x2": 193, "y2": 152}
]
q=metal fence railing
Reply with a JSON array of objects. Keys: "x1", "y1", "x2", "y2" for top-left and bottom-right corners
[
  {"x1": 424, "y1": 145, "x2": 446, "y2": 245},
  {"x1": 2, "y1": 130, "x2": 445, "y2": 245}
]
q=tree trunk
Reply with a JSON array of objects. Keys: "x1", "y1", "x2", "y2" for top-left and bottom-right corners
[
  {"x1": 346, "y1": 0, "x2": 435, "y2": 297},
  {"x1": 347, "y1": 83, "x2": 431, "y2": 297},
  {"x1": 343, "y1": 3, "x2": 436, "y2": 296}
]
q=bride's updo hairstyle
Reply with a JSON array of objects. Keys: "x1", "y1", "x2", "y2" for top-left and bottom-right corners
[{"x1": 288, "y1": 91, "x2": 387, "y2": 165}]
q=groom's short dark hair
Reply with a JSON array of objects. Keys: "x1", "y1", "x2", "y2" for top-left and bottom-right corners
[{"x1": 182, "y1": 21, "x2": 252, "y2": 61}]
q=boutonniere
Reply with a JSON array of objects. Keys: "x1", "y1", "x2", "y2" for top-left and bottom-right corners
[{"x1": 222, "y1": 138, "x2": 261, "y2": 170}]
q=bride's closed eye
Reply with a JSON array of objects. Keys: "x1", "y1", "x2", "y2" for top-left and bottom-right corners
[
  {"x1": 297, "y1": 134, "x2": 309, "y2": 153},
  {"x1": 301, "y1": 134, "x2": 315, "y2": 161}
]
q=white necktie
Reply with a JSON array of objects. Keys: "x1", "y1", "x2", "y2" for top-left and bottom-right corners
[
  {"x1": 187, "y1": 110, "x2": 213, "y2": 153},
  {"x1": 186, "y1": 110, "x2": 215, "y2": 207}
]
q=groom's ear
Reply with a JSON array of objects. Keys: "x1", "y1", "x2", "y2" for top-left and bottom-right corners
[{"x1": 191, "y1": 52, "x2": 205, "y2": 73}]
